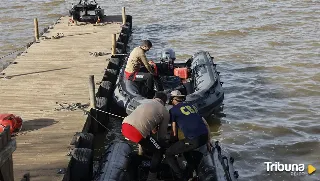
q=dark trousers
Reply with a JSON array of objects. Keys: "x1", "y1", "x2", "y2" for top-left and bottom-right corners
[
  {"x1": 128, "y1": 67, "x2": 155, "y2": 97},
  {"x1": 138, "y1": 135, "x2": 164, "y2": 173},
  {"x1": 134, "y1": 72, "x2": 155, "y2": 93},
  {"x1": 165, "y1": 134, "x2": 208, "y2": 178},
  {"x1": 153, "y1": 75, "x2": 164, "y2": 91},
  {"x1": 129, "y1": 68, "x2": 164, "y2": 98}
]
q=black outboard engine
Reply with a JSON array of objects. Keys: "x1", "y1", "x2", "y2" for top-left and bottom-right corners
[
  {"x1": 158, "y1": 48, "x2": 176, "y2": 76},
  {"x1": 69, "y1": 0, "x2": 104, "y2": 23}
]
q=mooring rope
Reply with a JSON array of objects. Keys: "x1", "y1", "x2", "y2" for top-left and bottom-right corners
[
  {"x1": 92, "y1": 108, "x2": 126, "y2": 119},
  {"x1": 54, "y1": 102, "x2": 125, "y2": 120},
  {"x1": 78, "y1": 107, "x2": 125, "y2": 140},
  {"x1": 54, "y1": 102, "x2": 126, "y2": 139},
  {"x1": 80, "y1": 108, "x2": 111, "y2": 131},
  {"x1": 0, "y1": 45, "x2": 29, "y2": 61}
]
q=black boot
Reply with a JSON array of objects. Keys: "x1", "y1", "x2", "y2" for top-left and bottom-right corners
[
  {"x1": 146, "y1": 171, "x2": 164, "y2": 181},
  {"x1": 176, "y1": 175, "x2": 188, "y2": 181},
  {"x1": 176, "y1": 171, "x2": 189, "y2": 181}
]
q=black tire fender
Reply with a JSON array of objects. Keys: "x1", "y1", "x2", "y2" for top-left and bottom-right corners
[
  {"x1": 96, "y1": 97, "x2": 108, "y2": 109},
  {"x1": 103, "y1": 68, "x2": 118, "y2": 82},
  {"x1": 99, "y1": 81, "x2": 112, "y2": 97},
  {"x1": 109, "y1": 57, "x2": 120, "y2": 67},
  {"x1": 70, "y1": 148, "x2": 93, "y2": 181},
  {"x1": 78, "y1": 133, "x2": 94, "y2": 150}
]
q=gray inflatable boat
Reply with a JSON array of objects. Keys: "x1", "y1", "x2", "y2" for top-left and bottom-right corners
[
  {"x1": 93, "y1": 141, "x2": 239, "y2": 181},
  {"x1": 112, "y1": 51, "x2": 224, "y2": 117}
]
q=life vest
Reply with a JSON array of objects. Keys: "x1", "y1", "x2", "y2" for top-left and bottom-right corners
[{"x1": 0, "y1": 114, "x2": 23, "y2": 135}]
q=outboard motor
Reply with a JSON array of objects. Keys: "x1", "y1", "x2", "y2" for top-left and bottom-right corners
[{"x1": 160, "y1": 48, "x2": 176, "y2": 75}]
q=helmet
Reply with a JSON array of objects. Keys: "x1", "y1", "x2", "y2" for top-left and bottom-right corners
[{"x1": 161, "y1": 48, "x2": 176, "y2": 60}]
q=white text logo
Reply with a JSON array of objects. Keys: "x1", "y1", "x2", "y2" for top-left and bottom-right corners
[
  {"x1": 264, "y1": 162, "x2": 308, "y2": 176},
  {"x1": 149, "y1": 137, "x2": 161, "y2": 149}
]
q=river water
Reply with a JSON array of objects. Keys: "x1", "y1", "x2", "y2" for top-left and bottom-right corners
[{"x1": 1, "y1": 0, "x2": 319, "y2": 180}]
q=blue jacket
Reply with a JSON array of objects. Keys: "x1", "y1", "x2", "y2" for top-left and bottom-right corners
[{"x1": 169, "y1": 102, "x2": 208, "y2": 139}]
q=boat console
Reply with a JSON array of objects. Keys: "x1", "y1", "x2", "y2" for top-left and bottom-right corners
[{"x1": 151, "y1": 58, "x2": 193, "y2": 95}]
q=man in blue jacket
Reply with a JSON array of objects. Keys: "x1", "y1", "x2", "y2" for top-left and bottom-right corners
[{"x1": 165, "y1": 90, "x2": 213, "y2": 181}]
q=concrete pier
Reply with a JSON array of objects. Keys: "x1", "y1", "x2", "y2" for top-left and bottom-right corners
[{"x1": 0, "y1": 16, "x2": 121, "y2": 181}]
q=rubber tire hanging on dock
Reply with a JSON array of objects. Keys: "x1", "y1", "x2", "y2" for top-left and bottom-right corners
[
  {"x1": 103, "y1": 69, "x2": 118, "y2": 82},
  {"x1": 119, "y1": 34, "x2": 128, "y2": 44},
  {"x1": 96, "y1": 97, "x2": 108, "y2": 109},
  {"x1": 108, "y1": 57, "x2": 120, "y2": 69},
  {"x1": 70, "y1": 148, "x2": 93, "y2": 181},
  {"x1": 98, "y1": 81, "x2": 112, "y2": 97},
  {"x1": 77, "y1": 133, "x2": 94, "y2": 150}
]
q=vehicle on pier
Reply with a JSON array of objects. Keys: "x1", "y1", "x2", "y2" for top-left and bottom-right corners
[{"x1": 69, "y1": 0, "x2": 104, "y2": 23}]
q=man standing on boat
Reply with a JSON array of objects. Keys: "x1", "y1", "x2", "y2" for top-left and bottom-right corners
[
  {"x1": 166, "y1": 90, "x2": 213, "y2": 181},
  {"x1": 121, "y1": 91, "x2": 170, "y2": 181},
  {"x1": 124, "y1": 40, "x2": 157, "y2": 97}
]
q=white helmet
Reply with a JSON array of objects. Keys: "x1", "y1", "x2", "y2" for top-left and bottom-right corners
[{"x1": 161, "y1": 48, "x2": 176, "y2": 60}]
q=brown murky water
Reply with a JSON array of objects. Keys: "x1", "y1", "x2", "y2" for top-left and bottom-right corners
[{"x1": 1, "y1": 0, "x2": 319, "y2": 180}]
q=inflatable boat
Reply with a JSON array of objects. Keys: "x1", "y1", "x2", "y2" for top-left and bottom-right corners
[
  {"x1": 93, "y1": 141, "x2": 238, "y2": 181},
  {"x1": 112, "y1": 51, "x2": 224, "y2": 117}
]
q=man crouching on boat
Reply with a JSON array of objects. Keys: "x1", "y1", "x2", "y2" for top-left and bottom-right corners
[
  {"x1": 166, "y1": 90, "x2": 213, "y2": 181},
  {"x1": 124, "y1": 40, "x2": 157, "y2": 98},
  {"x1": 121, "y1": 91, "x2": 169, "y2": 181}
]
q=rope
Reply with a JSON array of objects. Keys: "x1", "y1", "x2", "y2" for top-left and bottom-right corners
[
  {"x1": 80, "y1": 108, "x2": 111, "y2": 131},
  {"x1": 78, "y1": 107, "x2": 124, "y2": 140},
  {"x1": 92, "y1": 107, "x2": 126, "y2": 119},
  {"x1": 54, "y1": 102, "x2": 125, "y2": 139},
  {"x1": 0, "y1": 45, "x2": 29, "y2": 61},
  {"x1": 53, "y1": 102, "x2": 128, "y2": 142}
]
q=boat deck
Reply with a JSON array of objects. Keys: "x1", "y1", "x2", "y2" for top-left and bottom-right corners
[{"x1": 0, "y1": 16, "x2": 120, "y2": 181}]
